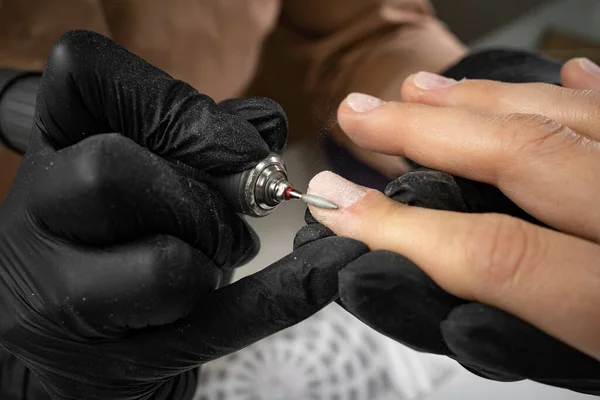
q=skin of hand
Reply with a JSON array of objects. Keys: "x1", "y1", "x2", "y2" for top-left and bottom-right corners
[
  {"x1": 0, "y1": 0, "x2": 110, "y2": 71},
  {"x1": 307, "y1": 57, "x2": 600, "y2": 361},
  {"x1": 101, "y1": 0, "x2": 280, "y2": 102},
  {"x1": 327, "y1": 17, "x2": 467, "y2": 180}
]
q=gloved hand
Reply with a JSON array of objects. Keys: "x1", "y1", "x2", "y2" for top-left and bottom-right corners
[
  {"x1": 0, "y1": 30, "x2": 368, "y2": 400},
  {"x1": 337, "y1": 167, "x2": 600, "y2": 395}
]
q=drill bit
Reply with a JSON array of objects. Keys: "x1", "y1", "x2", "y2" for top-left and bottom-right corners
[
  {"x1": 301, "y1": 193, "x2": 339, "y2": 209},
  {"x1": 285, "y1": 188, "x2": 339, "y2": 210}
]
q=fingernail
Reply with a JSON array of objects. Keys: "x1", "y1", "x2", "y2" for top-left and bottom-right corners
[
  {"x1": 578, "y1": 58, "x2": 600, "y2": 78},
  {"x1": 308, "y1": 171, "x2": 368, "y2": 210},
  {"x1": 346, "y1": 93, "x2": 385, "y2": 113},
  {"x1": 413, "y1": 71, "x2": 458, "y2": 90}
]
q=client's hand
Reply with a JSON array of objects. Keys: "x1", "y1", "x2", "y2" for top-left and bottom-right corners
[{"x1": 307, "y1": 57, "x2": 600, "y2": 394}]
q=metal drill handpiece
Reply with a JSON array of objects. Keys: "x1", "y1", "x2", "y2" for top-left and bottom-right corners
[{"x1": 173, "y1": 152, "x2": 338, "y2": 217}]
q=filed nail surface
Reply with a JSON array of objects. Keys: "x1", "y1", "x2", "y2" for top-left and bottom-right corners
[{"x1": 307, "y1": 171, "x2": 368, "y2": 230}]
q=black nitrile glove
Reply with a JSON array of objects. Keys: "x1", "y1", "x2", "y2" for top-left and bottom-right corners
[
  {"x1": 0, "y1": 30, "x2": 368, "y2": 400},
  {"x1": 337, "y1": 167, "x2": 600, "y2": 395}
]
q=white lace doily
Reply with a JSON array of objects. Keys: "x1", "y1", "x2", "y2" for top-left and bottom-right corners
[{"x1": 194, "y1": 303, "x2": 459, "y2": 400}]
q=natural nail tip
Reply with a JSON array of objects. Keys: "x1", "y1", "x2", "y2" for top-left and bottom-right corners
[
  {"x1": 345, "y1": 93, "x2": 385, "y2": 113},
  {"x1": 578, "y1": 58, "x2": 600, "y2": 77},
  {"x1": 413, "y1": 71, "x2": 458, "y2": 90}
]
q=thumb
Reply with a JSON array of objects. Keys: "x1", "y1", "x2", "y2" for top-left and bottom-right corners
[
  {"x1": 308, "y1": 172, "x2": 600, "y2": 360},
  {"x1": 307, "y1": 171, "x2": 411, "y2": 253},
  {"x1": 561, "y1": 58, "x2": 600, "y2": 90}
]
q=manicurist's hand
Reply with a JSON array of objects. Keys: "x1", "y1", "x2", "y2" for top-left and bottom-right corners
[
  {"x1": 307, "y1": 57, "x2": 600, "y2": 394},
  {"x1": 0, "y1": 30, "x2": 367, "y2": 400}
]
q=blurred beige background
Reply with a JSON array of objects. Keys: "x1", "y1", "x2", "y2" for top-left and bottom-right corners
[{"x1": 433, "y1": 0, "x2": 548, "y2": 42}]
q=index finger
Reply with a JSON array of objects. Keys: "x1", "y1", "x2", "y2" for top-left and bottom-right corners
[
  {"x1": 337, "y1": 96, "x2": 600, "y2": 241},
  {"x1": 134, "y1": 236, "x2": 369, "y2": 365},
  {"x1": 32, "y1": 30, "x2": 270, "y2": 174}
]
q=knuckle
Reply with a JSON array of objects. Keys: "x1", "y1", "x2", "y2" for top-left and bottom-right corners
[
  {"x1": 43, "y1": 271, "x2": 88, "y2": 328},
  {"x1": 48, "y1": 30, "x2": 104, "y2": 76},
  {"x1": 466, "y1": 79, "x2": 505, "y2": 102},
  {"x1": 464, "y1": 214, "x2": 542, "y2": 298},
  {"x1": 499, "y1": 113, "x2": 573, "y2": 155},
  {"x1": 146, "y1": 236, "x2": 194, "y2": 288},
  {"x1": 386, "y1": 170, "x2": 464, "y2": 211},
  {"x1": 71, "y1": 134, "x2": 131, "y2": 194},
  {"x1": 568, "y1": 89, "x2": 600, "y2": 115},
  {"x1": 145, "y1": 235, "x2": 180, "y2": 267},
  {"x1": 587, "y1": 90, "x2": 600, "y2": 122},
  {"x1": 377, "y1": 199, "x2": 408, "y2": 237},
  {"x1": 73, "y1": 154, "x2": 110, "y2": 195},
  {"x1": 571, "y1": 89, "x2": 600, "y2": 125},
  {"x1": 294, "y1": 224, "x2": 334, "y2": 249}
]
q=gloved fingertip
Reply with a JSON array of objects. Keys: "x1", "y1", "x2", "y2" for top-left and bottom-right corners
[
  {"x1": 384, "y1": 169, "x2": 468, "y2": 212},
  {"x1": 442, "y1": 303, "x2": 600, "y2": 382},
  {"x1": 46, "y1": 30, "x2": 120, "y2": 88},
  {"x1": 170, "y1": 236, "x2": 369, "y2": 359},
  {"x1": 338, "y1": 251, "x2": 459, "y2": 355},
  {"x1": 441, "y1": 307, "x2": 526, "y2": 382},
  {"x1": 293, "y1": 223, "x2": 334, "y2": 249},
  {"x1": 303, "y1": 207, "x2": 318, "y2": 225},
  {"x1": 338, "y1": 251, "x2": 402, "y2": 307},
  {"x1": 49, "y1": 30, "x2": 103, "y2": 62},
  {"x1": 441, "y1": 304, "x2": 507, "y2": 358},
  {"x1": 458, "y1": 362, "x2": 524, "y2": 383},
  {"x1": 218, "y1": 96, "x2": 288, "y2": 153}
]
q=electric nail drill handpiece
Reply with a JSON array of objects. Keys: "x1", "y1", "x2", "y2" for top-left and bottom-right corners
[
  {"x1": 201, "y1": 152, "x2": 338, "y2": 217},
  {"x1": 0, "y1": 70, "x2": 338, "y2": 217}
]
